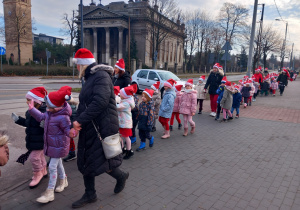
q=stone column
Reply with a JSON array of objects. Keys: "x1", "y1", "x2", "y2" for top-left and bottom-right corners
[
  {"x1": 118, "y1": 27, "x2": 123, "y2": 59},
  {"x1": 105, "y1": 27, "x2": 110, "y2": 65},
  {"x1": 93, "y1": 28, "x2": 98, "y2": 62}
]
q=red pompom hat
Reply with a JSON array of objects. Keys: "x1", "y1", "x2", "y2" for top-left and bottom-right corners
[
  {"x1": 114, "y1": 86, "x2": 120, "y2": 96},
  {"x1": 185, "y1": 79, "x2": 194, "y2": 87},
  {"x1": 213, "y1": 63, "x2": 220, "y2": 69},
  {"x1": 151, "y1": 81, "x2": 160, "y2": 91},
  {"x1": 25, "y1": 87, "x2": 48, "y2": 104},
  {"x1": 221, "y1": 76, "x2": 227, "y2": 83},
  {"x1": 120, "y1": 86, "x2": 134, "y2": 99},
  {"x1": 131, "y1": 83, "x2": 138, "y2": 94},
  {"x1": 45, "y1": 86, "x2": 72, "y2": 108},
  {"x1": 164, "y1": 79, "x2": 177, "y2": 88},
  {"x1": 73, "y1": 48, "x2": 96, "y2": 65},
  {"x1": 143, "y1": 88, "x2": 154, "y2": 99},
  {"x1": 115, "y1": 59, "x2": 125, "y2": 71},
  {"x1": 175, "y1": 85, "x2": 183, "y2": 92},
  {"x1": 225, "y1": 81, "x2": 232, "y2": 86},
  {"x1": 199, "y1": 75, "x2": 205, "y2": 81}
]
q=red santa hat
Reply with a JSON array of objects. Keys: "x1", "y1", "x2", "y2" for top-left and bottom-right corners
[
  {"x1": 234, "y1": 85, "x2": 240, "y2": 90},
  {"x1": 221, "y1": 76, "x2": 227, "y2": 83},
  {"x1": 258, "y1": 66, "x2": 262, "y2": 70},
  {"x1": 238, "y1": 79, "x2": 243, "y2": 84},
  {"x1": 225, "y1": 81, "x2": 231, "y2": 86},
  {"x1": 213, "y1": 63, "x2": 220, "y2": 69},
  {"x1": 25, "y1": 87, "x2": 48, "y2": 104},
  {"x1": 199, "y1": 75, "x2": 205, "y2": 82},
  {"x1": 114, "y1": 86, "x2": 120, "y2": 96},
  {"x1": 255, "y1": 68, "x2": 260, "y2": 72},
  {"x1": 73, "y1": 48, "x2": 96, "y2": 65},
  {"x1": 115, "y1": 59, "x2": 125, "y2": 71},
  {"x1": 175, "y1": 85, "x2": 183, "y2": 92},
  {"x1": 151, "y1": 81, "x2": 160, "y2": 91},
  {"x1": 142, "y1": 88, "x2": 154, "y2": 100},
  {"x1": 131, "y1": 83, "x2": 138, "y2": 94},
  {"x1": 185, "y1": 79, "x2": 194, "y2": 87},
  {"x1": 120, "y1": 86, "x2": 134, "y2": 99},
  {"x1": 45, "y1": 86, "x2": 72, "y2": 108},
  {"x1": 164, "y1": 79, "x2": 177, "y2": 88}
]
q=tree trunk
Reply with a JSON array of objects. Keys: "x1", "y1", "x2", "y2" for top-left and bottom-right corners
[{"x1": 18, "y1": 34, "x2": 21, "y2": 65}]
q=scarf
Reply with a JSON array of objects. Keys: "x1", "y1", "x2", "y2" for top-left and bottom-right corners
[{"x1": 16, "y1": 150, "x2": 32, "y2": 165}]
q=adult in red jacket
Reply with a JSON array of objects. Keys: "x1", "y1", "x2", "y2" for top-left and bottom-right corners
[{"x1": 204, "y1": 63, "x2": 224, "y2": 117}]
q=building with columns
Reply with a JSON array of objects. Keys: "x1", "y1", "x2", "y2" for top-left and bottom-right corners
[{"x1": 79, "y1": 0, "x2": 185, "y2": 72}]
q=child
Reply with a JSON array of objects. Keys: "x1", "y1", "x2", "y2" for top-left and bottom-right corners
[
  {"x1": 241, "y1": 81, "x2": 252, "y2": 108},
  {"x1": 158, "y1": 79, "x2": 176, "y2": 139},
  {"x1": 215, "y1": 77, "x2": 227, "y2": 120},
  {"x1": 63, "y1": 98, "x2": 78, "y2": 162},
  {"x1": 249, "y1": 81, "x2": 255, "y2": 106},
  {"x1": 12, "y1": 87, "x2": 48, "y2": 188},
  {"x1": 231, "y1": 86, "x2": 242, "y2": 118},
  {"x1": 170, "y1": 85, "x2": 183, "y2": 131},
  {"x1": 28, "y1": 86, "x2": 72, "y2": 203},
  {"x1": 129, "y1": 84, "x2": 139, "y2": 144},
  {"x1": 117, "y1": 85, "x2": 135, "y2": 160},
  {"x1": 114, "y1": 86, "x2": 121, "y2": 104},
  {"x1": 0, "y1": 127, "x2": 9, "y2": 177},
  {"x1": 261, "y1": 77, "x2": 270, "y2": 96},
  {"x1": 179, "y1": 79, "x2": 197, "y2": 136},
  {"x1": 150, "y1": 82, "x2": 161, "y2": 132},
  {"x1": 271, "y1": 78, "x2": 278, "y2": 96},
  {"x1": 136, "y1": 89, "x2": 155, "y2": 151},
  {"x1": 252, "y1": 78, "x2": 260, "y2": 102},
  {"x1": 220, "y1": 81, "x2": 234, "y2": 122},
  {"x1": 195, "y1": 76, "x2": 206, "y2": 114}
]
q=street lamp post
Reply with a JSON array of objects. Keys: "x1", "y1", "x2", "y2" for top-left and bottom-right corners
[
  {"x1": 80, "y1": 0, "x2": 84, "y2": 48},
  {"x1": 275, "y1": 19, "x2": 288, "y2": 71}
]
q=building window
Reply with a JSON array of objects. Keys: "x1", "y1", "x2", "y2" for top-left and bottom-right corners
[{"x1": 170, "y1": 43, "x2": 173, "y2": 62}]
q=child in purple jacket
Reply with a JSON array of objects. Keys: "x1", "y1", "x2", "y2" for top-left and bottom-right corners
[{"x1": 28, "y1": 86, "x2": 72, "y2": 204}]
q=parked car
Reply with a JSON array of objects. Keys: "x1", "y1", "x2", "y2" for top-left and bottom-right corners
[{"x1": 132, "y1": 69, "x2": 186, "y2": 93}]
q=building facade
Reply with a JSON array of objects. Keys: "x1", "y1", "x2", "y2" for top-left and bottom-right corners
[
  {"x1": 33, "y1": 33, "x2": 64, "y2": 45},
  {"x1": 79, "y1": 0, "x2": 185, "y2": 72},
  {"x1": 3, "y1": 0, "x2": 33, "y2": 65}
]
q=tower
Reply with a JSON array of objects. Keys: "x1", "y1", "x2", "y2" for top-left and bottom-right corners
[{"x1": 3, "y1": 0, "x2": 33, "y2": 65}]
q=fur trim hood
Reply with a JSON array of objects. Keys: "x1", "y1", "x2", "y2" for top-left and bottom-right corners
[
  {"x1": 210, "y1": 69, "x2": 224, "y2": 76},
  {"x1": 225, "y1": 86, "x2": 234, "y2": 94},
  {"x1": 91, "y1": 64, "x2": 114, "y2": 75}
]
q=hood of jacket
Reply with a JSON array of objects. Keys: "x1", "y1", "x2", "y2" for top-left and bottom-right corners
[
  {"x1": 210, "y1": 69, "x2": 224, "y2": 76},
  {"x1": 50, "y1": 102, "x2": 72, "y2": 117},
  {"x1": 185, "y1": 89, "x2": 197, "y2": 94},
  {"x1": 122, "y1": 97, "x2": 135, "y2": 109},
  {"x1": 196, "y1": 82, "x2": 205, "y2": 86},
  {"x1": 165, "y1": 88, "x2": 176, "y2": 98},
  {"x1": 225, "y1": 86, "x2": 234, "y2": 94},
  {"x1": 91, "y1": 64, "x2": 114, "y2": 76}
]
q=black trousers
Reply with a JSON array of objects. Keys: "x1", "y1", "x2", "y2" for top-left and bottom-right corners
[
  {"x1": 131, "y1": 111, "x2": 138, "y2": 137},
  {"x1": 279, "y1": 85, "x2": 285, "y2": 94},
  {"x1": 139, "y1": 129, "x2": 152, "y2": 143},
  {"x1": 197, "y1": 99, "x2": 204, "y2": 112},
  {"x1": 216, "y1": 103, "x2": 221, "y2": 118}
]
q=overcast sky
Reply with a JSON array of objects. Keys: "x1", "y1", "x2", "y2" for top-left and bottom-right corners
[{"x1": 1, "y1": 0, "x2": 299, "y2": 58}]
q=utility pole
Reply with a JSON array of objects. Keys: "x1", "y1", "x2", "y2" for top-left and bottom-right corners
[
  {"x1": 247, "y1": 0, "x2": 259, "y2": 77},
  {"x1": 128, "y1": 17, "x2": 131, "y2": 72},
  {"x1": 276, "y1": 21, "x2": 288, "y2": 71},
  {"x1": 289, "y1": 43, "x2": 294, "y2": 69},
  {"x1": 257, "y1": 4, "x2": 265, "y2": 68},
  {"x1": 80, "y1": 0, "x2": 84, "y2": 48}
]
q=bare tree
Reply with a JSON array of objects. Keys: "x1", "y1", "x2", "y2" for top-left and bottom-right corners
[
  {"x1": 5, "y1": 6, "x2": 32, "y2": 65},
  {"x1": 61, "y1": 10, "x2": 78, "y2": 57},
  {"x1": 218, "y1": 2, "x2": 249, "y2": 44}
]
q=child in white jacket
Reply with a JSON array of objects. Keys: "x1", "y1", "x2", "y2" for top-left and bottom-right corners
[{"x1": 195, "y1": 76, "x2": 206, "y2": 114}]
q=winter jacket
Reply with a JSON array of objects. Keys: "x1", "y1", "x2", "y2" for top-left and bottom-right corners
[
  {"x1": 0, "y1": 134, "x2": 9, "y2": 177},
  {"x1": 138, "y1": 100, "x2": 155, "y2": 131},
  {"x1": 112, "y1": 71, "x2": 132, "y2": 89},
  {"x1": 159, "y1": 88, "x2": 176, "y2": 119},
  {"x1": 232, "y1": 92, "x2": 242, "y2": 108},
  {"x1": 152, "y1": 90, "x2": 161, "y2": 116},
  {"x1": 179, "y1": 89, "x2": 197, "y2": 115},
  {"x1": 68, "y1": 102, "x2": 77, "y2": 124},
  {"x1": 195, "y1": 82, "x2": 206, "y2": 99},
  {"x1": 131, "y1": 94, "x2": 139, "y2": 121},
  {"x1": 76, "y1": 63, "x2": 122, "y2": 177},
  {"x1": 250, "y1": 85, "x2": 255, "y2": 97},
  {"x1": 216, "y1": 86, "x2": 225, "y2": 104},
  {"x1": 277, "y1": 73, "x2": 288, "y2": 86},
  {"x1": 204, "y1": 70, "x2": 224, "y2": 95},
  {"x1": 173, "y1": 91, "x2": 183, "y2": 113},
  {"x1": 29, "y1": 102, "x2": 71, "y2": 158},
  {"x1": 241, "y1": 86, "x2": 252, "y2": 98},
  {"x1": 253, "y1": 73, "x2": 263, "y2": 84},
  {"x1": 117, "y1": 97, "x2": 135, "y2": 129},
  {"x1": 220, "y1": 87, "x2": 234, "y2": 110},
  {"x1": 271, "y1": 81, "x2": 278, "y2": 90},
  {"x1": 261, "y1": 81, "x2": 270, "y2": 91},
  {"x1": 253, "y1": 82, "x2": 260, "y2": 94},
  {"x1": 15, "y1": 104, "x2": 46, "y2": 151}
]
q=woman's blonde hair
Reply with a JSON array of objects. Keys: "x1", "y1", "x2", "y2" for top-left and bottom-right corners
[{"x1": 78, "y1": 65, "x2": 89, "y2": 79}]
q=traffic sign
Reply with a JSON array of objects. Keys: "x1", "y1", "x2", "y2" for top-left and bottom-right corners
[
  {"x1": 222, "y1": 41, "x2": 232, "y2": 51},
  {"x1": 0, "y1": 47, "x2": 6, "y2": 55}
]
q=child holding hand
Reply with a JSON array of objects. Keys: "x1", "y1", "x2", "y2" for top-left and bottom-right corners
[{"x1": 170, "y1": 85, "x2": 183, "y2": 131}]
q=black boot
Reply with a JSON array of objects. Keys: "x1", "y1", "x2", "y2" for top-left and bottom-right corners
[
  {"x1": 107, "y1": 168, "x2": 129, "y2": 194},
  {"x1": 178, "y1": 124, "x2": 182, "y2": 130},
  {"x1": 169, "y1": 125, "x2": 173, "y2": 131},
  {"x1": 123, "y1": 149, "x2": 134, "y2": 160},
  {"x1": 72, "y1": 176, "x2": 97, "y2": 208}
]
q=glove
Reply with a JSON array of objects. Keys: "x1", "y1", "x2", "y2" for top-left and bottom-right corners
[
  {"x1": 40, "y1": 120, "x2": 45, "y2": 128},
  {"x1": 11, "y1": 113, "x2": 19, "y2": 122}
]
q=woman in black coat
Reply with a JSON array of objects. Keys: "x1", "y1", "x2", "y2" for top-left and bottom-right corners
[
  {"x1": 277, "y1": 70, "x2": 289, "y2": 96},
  {"x1": 71, "y1": 49, "x2": 128, "y2": 208},
  {"x1": 112, "y1": 58, "x2": 131, "y2": 89}
]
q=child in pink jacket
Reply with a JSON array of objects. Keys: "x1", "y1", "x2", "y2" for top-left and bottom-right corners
[
  {"x1": 271, "y1": 78, "x2": 278, "y2": 96},
  {"x1": 179, "y1": 79, "x2": 197, "y2": 136},
  {"x1": 170, "y1": 85, "x2": 183, "y2": 131}
]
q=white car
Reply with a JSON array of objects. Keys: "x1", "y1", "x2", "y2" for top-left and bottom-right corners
[{"x1": 131, "y1": 69, "x2": 186, "y2": 92}]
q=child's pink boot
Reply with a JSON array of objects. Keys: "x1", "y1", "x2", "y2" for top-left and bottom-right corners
[
  {"x1": 183, "y1": 128, "x2": 188, "y2": 137},
  {"x1": 190, "y1": 126, "x2": 195, "y2": 134},
  {"x1": 161, "y1": 130, "x2": 170, "y2": 139},
  {"x1": 29, "y1": 170, "x2": 44, "y2": 189}
]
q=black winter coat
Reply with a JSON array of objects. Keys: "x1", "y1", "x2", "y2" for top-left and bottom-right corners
[
  {"x1": 15, "y1": 104, "x2": 46, "y2": 151},
  {"x1": 76, "y1": 63, "x2": 122, "y2": 177},
  {"x1": 112, "y1": 71, "x2": 131, "y2": 89},
  {"x1": 277, "y1": 74, "x2": 288, "y2": 86},
  {"x1": 204, "y1": 71, "x2": 224, "y2": 95}
]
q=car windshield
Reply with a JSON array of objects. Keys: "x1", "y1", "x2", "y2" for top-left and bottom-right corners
[{"x1": 158, "y1": 72, "x2": 180, "y2": 81}]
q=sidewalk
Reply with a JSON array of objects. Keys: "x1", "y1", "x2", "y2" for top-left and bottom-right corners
[{"x1": 0, "y1": 81, "x2": 299, "y2": 210}]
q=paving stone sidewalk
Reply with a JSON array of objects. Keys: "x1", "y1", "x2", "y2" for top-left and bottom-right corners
[{"x1": 0, "y1": 81, "x2": 299, "y2": 210}]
